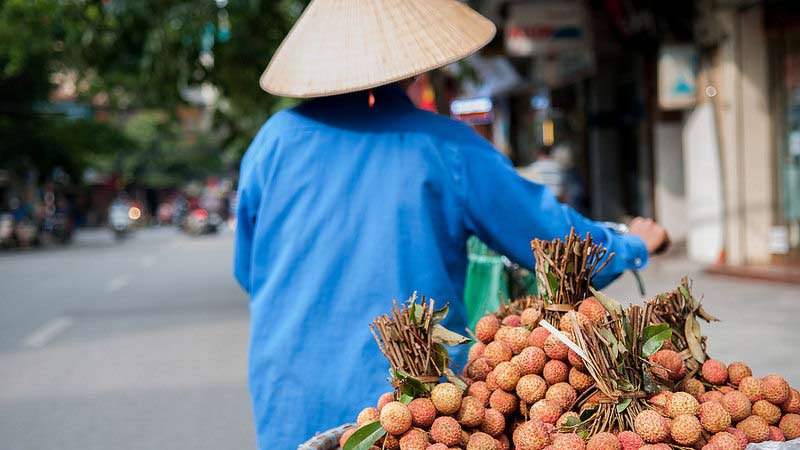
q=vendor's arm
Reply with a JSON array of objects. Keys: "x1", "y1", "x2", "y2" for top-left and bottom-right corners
[
  {"x1": 461, "y1": 142, "x2": 655, "y2": 289},
  {"x1": 233, "y1": 138, "x2": 266, "y2": 295}
]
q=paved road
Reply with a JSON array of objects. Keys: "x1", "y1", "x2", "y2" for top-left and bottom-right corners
[
  {"x1": 1, "y1": 229, "x2": 798, "y2": 450},
  {"x1": 0, "y1": 227, "x2": 253, "y2": 450}
]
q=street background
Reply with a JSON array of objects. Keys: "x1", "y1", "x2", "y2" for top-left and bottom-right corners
[{"x1": 1, "y1": 230, "x2": 798, "y2": 449}]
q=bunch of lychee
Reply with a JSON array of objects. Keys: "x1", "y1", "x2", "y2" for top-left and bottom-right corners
[{"x1": 340, "y1": 296, "x2": 799, "y2": 450}]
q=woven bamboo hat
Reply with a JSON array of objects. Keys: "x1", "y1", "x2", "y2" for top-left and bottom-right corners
[{"x1": 260, "y1": 0, "x2": 496, "y2": 98}]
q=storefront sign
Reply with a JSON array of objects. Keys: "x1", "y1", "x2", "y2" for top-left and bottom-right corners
[
  {"x1": 450, "y1": 97, "x2": 494, "y2": 125},
  {"x1": 505, "y1": 1, "x2": 589, "y2": 57},
  {"x1": 658, "y1": 45, "x2": 699, "y2": 110}
]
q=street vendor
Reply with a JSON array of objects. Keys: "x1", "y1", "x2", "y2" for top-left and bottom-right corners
[{"x1": 233, "y1": 0, "x2": 669, "y2": 448}]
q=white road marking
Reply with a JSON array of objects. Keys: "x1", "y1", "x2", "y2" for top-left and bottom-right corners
[
  {"x1": 23, "y1": 316, "x2": 75, "y2": 349},
  {"x1": 106, "y1": 274, "x2": 131, "y2": 293}
]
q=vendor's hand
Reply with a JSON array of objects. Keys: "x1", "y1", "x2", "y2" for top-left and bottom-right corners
[{"x1": 628, "y1": 217, "x2": 670, "y2": 255}]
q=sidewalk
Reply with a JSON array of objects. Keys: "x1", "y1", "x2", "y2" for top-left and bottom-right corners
[{"x1": 603, "y1": 252, "x2": 800, "y2": 388}]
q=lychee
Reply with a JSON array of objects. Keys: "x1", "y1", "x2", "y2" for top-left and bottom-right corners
[
  {"x1": 468, "y1": 381, "x2": 492, "y2": 406},
  {"x1": 469, "y1": 342, "x2": 486, "y2": 362},
  {"x1": 468, "y1": 357, "x2": 492, "y2": 381},
  {"x1": 781, "y1": 388, "x2": 800, "y2": 414},
  {"x1": 587, "y1": 432, "x2": 621, "y2": 450},
  {"x1": 381, "y1": 433, "x2": 400, "y2": 450},
  {"x1": 543, "y1": 360, "x2": 569, "y2": 385},
  {"x1": 738, "y1": 376, "x2": 764, "y2": 402},
  {"x1": 407, "y1": 398, "x2": 436, "y2": 428},
  {"x1": 647, "y1": 391, "x2": 672, "y2": 415},
  {"x1": 769, "y1": 425, "x2": 785, "y2": 441},
  {"x1": 358, "y1": 407, "x2": 380, "y2": 426},
  {"x1": 762, "y1": 374, "x2": 790, "y2": 404},
  {"x1": 701, "y1": 359, "x2": 728, "y2": 385},
  {"x1": 480, "y1": 408, "x2": 506, "y2": 436},
  {"x1": 431, "y1": 416, "x2": 462, "y2": 446},
  {"x1": 697, "y1": 401, "x2": 731, "y2": 433},
  {"x1": 634, "y1": 410, "x2": 670, "y2": 443},
  {"x1": 616, "y1": 430, "x2": 644, "y2": 450},
  {"x1": 648, "y1": 350, "x2": 684, "y2": 381},
  {"x1": 725, "y1": 427, "x2": 748, "y2": 450},
  {"x1": 752, "y1": 399, "x2": 782, "y2": 425},
  {"x1": 779, "y1": 413, "x2": 800, "y2": 440},
  {"x1": 726, "y1": 362, "x2": 752, "y2": 386},
  {"x1": 496, "y1": 434, "x2": 511, "y2": 450},
  {"x1": 517, "y1": 374, "x2": 548, "y2": 404},
  {"x1": 665, "y1": 391, "x2": 699, "y2": 418},
  {"x1": 494, "y1": 361, "x2": 521, "y2": 392},
  {"x1": 546, "y1": 382, "x2": 577, "y2": 410},
  {"x1": 736, "y1": 415, "x2": 770, "y2": 442},
  {"x1": 529, "y1": 399, "x2": 562, "y2": 424},
  {"x1": 498, "y1": 326, "x2": 530, "y2": 354},
  {"x1": 681, "y1": 378, "x2": 705, "y2": 400},
  {"x1": 568, "y1": 349, "x2": 587, "y2": 372},
  {"x1": 552, "y1": 432, "x2": 586, "y2": 450},
  {"x1": 380, "y1": 401, "x2": 413, "y2": 435},
  {"x1": 578, "y1": 296, "x2": 606, "y2": 323},
  {"x1": 699, "y1": 390, "x2": 724, "y2": 404},
  {"x1": 378, "y1": 392, "x2": 395, "y2": 411},
  {"x1": 707, "y1": 431, "x2": 740, "y2": 450},
  {"x1": 457, "y1": 396, "x2": 486, "y2": 428},
  {"x1": 426, "y1": 444, "x2": 448, "y2": 450},
  {"x1": 721, "y1": 391, "x2": 751, "y2": 422},
  {"x1": 639, "y1": 445, "x2": 670, "y2": 450},
  {"x1": 569, "y1": 367, "x2": 594, "y2": 392},
  {"x1": 486, "y1": 370, "x2": 499, "y2": 391},
  {"x1": 489, "y1": 388, "x2": 518, "y2": 415},
  {"x1": 522, "y1": 307, "x2": 541, "y2": 327},
  {"x1": 670, "y1": 414, "x2": 702, "y2": 445},
  {"x1": 476, "y1": 315, "x2": 501, "y2": 343},
  {"x1": 399, "y1": 428, "x2": 430, "y2": 450},
  {"x1": 467, "y1": 431, "x2": 497, "y2": 450},
  {"x1": 559, "y1": 311, "x2": 590, "y2": 336},
  {"x1": 431, "y1": 383, "x2": 463, "y2": 415},
  {"x1": 513, "y1": 418, "x2": 551, "y2": 450},
  {"x1": 528, "y1": 326, "x2": 551, "y2": 349},
  {"x1": 512, "y1": 346, "x2": 547, "y2": 375},
  {"x1": 502, "y1": 314, "x2": 522, "y2": 327},
  {"x1": 544, "y1": 334, "x2": 569, "y2": 361},
  {"x1": 484, "y1": 341, "x2": 513, "y2": 367}
]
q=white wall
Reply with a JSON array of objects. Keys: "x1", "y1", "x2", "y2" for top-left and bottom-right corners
[{"x1": 654, "y1": 122, "x2": 688, "y2": 243}]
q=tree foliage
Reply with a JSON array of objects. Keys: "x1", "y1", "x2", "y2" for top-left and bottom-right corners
[{"x1": 1, "y1": 0, "x2": 306, "y2": 184}]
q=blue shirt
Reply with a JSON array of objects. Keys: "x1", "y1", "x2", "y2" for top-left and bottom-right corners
[{"x1": 234, "y1": 85, "x2": 647, "y2": 449}]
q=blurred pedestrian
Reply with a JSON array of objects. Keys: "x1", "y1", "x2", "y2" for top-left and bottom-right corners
[
  {"x1": 234, "y1": 1, "x2": 669, "y2": 448},
  {"x1": 518, "y1": 145, "x2": 564, "y2": 199}
]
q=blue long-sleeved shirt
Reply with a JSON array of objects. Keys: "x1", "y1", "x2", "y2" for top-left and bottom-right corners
[{"x1": 234, "y1": 85, "x2": 647, "y2": 449}]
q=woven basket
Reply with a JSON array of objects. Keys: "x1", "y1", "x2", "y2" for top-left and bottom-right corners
[{"x1": 298, "y1": 424, "x2": 354, "y2": 450}]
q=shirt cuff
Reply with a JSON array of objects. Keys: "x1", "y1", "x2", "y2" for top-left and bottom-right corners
[{"x1": 622, "y1": 234, "x2": 649, "y2": 270}]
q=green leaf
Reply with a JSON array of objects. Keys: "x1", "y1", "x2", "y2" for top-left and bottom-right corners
[
  {"x1": 565, "y1": 417, "x2": 581, "y2": 427},
  {"x1": 409, "y1": 303, "x2": 423, "y2": 325},
  {"x1": 577, "y1": 430, "x2": 590, "y2": 439},
  {"x1": 391, "y1": 370, "x2": 429, "y2": 395},
  {"x1": 589, "y1": 287, "x2": 622, "y2": 315},
  {"x1": 642, "y1": 369, "x2": 660, "y2": 394},
  {"x1": 432, "y1": 324, "x2": 470, "y2": 346},
  {"x1": 432, "y1": 343, "x2": 450, "y2": 373},
  {"x1": 679, "y1": 286, "x2": 690, "y2": 300},
  {"x1": 579, "y1": 407, "x2": 597, "y2": 422},
  {"x1": 431, "y1": 304, "x2": 449, "y2": 325},
  {"x1": 616, "y1": 398, "x2": 632, "y2": 413},
  {"x1": 642, "y1": 323, "x2": 672, "y2": 358},
  {"x1": 343, "y1": 421, "x2": 386, "y2": 450},
  {"x1": 399, "y1": 394, "x2": 413, "y2": 405},
  {"x1": 445, "y1": 368, "x2": 468, "y2": 392},
  {"x1": 547, "y1": 272, "x2": 558, "y2": 299}
]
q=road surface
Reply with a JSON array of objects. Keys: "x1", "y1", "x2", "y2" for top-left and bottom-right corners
[{"x1": 0, "y1": 227, "x2": 254, "y2": 450}]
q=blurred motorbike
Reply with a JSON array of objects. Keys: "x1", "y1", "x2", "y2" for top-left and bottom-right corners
[
  {"x1": 181, "y1": 208, "x2": 222, "y2": 235},
  {"x1": 108, "y1": 200, "x2": 134, "y2": 241},
  {"x1": 0, "y1": 213, "x2": 15, "y2": 248},
  {"x1": 14, "y1": 218, "x2": 38, "y2": 248}
]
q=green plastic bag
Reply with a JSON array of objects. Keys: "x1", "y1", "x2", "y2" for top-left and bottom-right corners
[{"x1": 463, "y1": 236, "x2": 509, "y2": 330}]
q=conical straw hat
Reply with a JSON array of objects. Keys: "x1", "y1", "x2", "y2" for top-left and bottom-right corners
[{"x1": 260, "y1": 0, "x2": 496, "y2": 98}]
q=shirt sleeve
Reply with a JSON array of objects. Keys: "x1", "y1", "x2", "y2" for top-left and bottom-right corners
[
  {"x1": 234, "y1": 154, "x2": 256, "y2": 295},
  {"x1": 461, "y1": 142, "x2": 648, "y2": 289}
]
